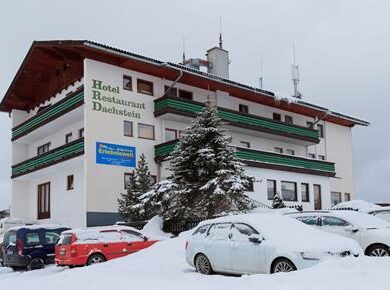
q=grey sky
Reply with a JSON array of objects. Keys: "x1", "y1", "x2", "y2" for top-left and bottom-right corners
[{"x1": 0, "y1": 0, "x2": 389, "y2": 209}]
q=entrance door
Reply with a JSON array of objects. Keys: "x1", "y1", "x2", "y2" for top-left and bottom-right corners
[{"x1": 314, "y1": 184, "x2": 322, "y2": 210}]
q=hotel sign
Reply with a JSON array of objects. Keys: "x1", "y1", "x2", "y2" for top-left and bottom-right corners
[{"x1": 96, "y1": 142, "x2": 136, "y2": 167}]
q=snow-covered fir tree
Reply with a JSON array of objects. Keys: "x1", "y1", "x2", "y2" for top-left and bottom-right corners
[
  {"x1": 152, "y1": 101, "x2": 257, "y2": 220},
  {"x1": 272, "y1": 193, "x2": 286, "y2": 209},
  {"x1": 117, "y1": 153, "x2": 155, "y2": 221}
]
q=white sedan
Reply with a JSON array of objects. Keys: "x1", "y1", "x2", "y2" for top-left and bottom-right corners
[
  {"x1": 289, "y1": 210, "x2": 390, "y2": 257},
  {"x1": 185, "y1": 213, "x2": 361, "y2": 275}
]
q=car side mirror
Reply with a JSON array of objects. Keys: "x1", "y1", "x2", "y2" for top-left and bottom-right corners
[
  {"x1": 142, "y1": 235, "x2": 148, "y2": 241},
  {"x1": 248, "y1": 234, "x2": 262, "y2": 244},
  {"x1": 345, "y1": 225, "x2": 358, "y2": 233}
]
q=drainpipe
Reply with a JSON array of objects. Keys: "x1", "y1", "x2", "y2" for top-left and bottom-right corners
[{"x1": 159, "y1": 62, "x2": 184, "y2": 97}]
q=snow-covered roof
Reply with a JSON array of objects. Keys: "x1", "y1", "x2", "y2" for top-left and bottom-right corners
[
  {"x1": 8, "y1": 224, "x2": 70, "y2": 231},
  {"x1": 332, "y1": 200, "x2": 382, "y2": 212}
]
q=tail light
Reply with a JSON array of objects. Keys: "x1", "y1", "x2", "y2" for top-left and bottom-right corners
[
  {"x1": 70, "y1": 246, "x2": 77, "y2": 257},
  {"x1": 185, "y1": 241, "x2": 189, "y2": 250},
  {"x1": 16, "y1": 239, "x2": 23, "y2": 256}
]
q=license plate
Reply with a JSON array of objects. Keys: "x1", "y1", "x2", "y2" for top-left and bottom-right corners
[
  {"x1": 59, "y1": 249, "x2": 66, "y2": 256},
  {"x1": 7, "y1": 250, "x2": 13, "y2": 255}
]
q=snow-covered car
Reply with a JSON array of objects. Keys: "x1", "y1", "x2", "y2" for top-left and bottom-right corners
[
  {"x1": 365, "y1": 208, "x2": 390, "y2": 223},
  {"x1": 288, "y1": 211, "x2": 390, "y2": 257},
  {"x1": 55, "y1": 225, "x2": 159, "y2": 267},
  {"x1": 185, "y1": 214, "x2": 362, "y2": 275}
]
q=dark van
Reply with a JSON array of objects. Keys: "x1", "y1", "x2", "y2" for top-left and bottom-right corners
[{"x1": 2, "y1": 225, "x2": 70, "y2": 270}]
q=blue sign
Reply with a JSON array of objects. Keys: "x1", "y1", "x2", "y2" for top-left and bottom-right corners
[{"x1": 96, "y1": 142, "x2": 136, "y2": 167}]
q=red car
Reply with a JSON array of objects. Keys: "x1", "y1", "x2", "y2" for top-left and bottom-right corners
[{"x1": 55, "y1": 226, "x2": 158, "y2": 267}]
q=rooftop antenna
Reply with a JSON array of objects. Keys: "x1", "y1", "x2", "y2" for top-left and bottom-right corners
[
  {"x1": 259, "y1": 60, "x2": 264, "y2": 89},
  {"x1": 291, "y1": 41, "x2": 301, "y2": 98},
  {"x1": 219, "y1": 16, "x2": 223, "y2": 49},
  {"x1": 182, "y1": 36, "x2": 186, "y2": 64}
]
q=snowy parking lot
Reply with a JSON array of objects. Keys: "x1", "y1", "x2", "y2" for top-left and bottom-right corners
[{"x1": 1, "y1": 235, "x2": 389, "y2": 290}]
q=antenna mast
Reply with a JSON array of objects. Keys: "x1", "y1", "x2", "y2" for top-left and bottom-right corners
[
  {"x1": 291, "y1": 42, "x2": 301, "y2": 98},
  {"x1": 182, "y1": 36, "x2": 186, "y2": 64},
  {"x1": 259, "y1": 60, "x2": 264, "y2": 89},
  {"x1": 219, "y1": 16, "x2": 223, "y2": 49}
]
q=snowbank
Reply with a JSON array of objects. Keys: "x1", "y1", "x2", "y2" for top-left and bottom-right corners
[
  {"x1": 333, "y1": 200, "x2": 381, "y2": 212},
  {"x1": 142, "y1": 216, "x2": 172, "y2": 239},
  {"x1": 0, "y1": 236, "x2": 389, "y2": 290},
  {"x1": 251, "y1": 207, "x2": 298, "y2": 215}
]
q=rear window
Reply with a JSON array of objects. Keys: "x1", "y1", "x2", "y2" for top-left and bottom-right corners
[
  {"x1": 192, "y1": 225, "x2": 210, "y2": 236},
  {"x1": 4, "y1": 231, "x2": 16, "y2": 246},
  {"x1": 57, "y1": 233, "x2": 73, "y2": 245}
]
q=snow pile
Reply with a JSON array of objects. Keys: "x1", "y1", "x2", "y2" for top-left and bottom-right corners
[
  {"x1": 333, "y1": 200, "x2": 382, "y2": 212},
  {"x1": 142, "y1": 216, "x2": 172, "y2": 239},
  {"x1": 0, "y1": 236, "x2": 389, "y2": 290}
]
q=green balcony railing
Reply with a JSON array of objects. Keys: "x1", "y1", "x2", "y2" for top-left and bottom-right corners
[
  {"x1": 154, "y1": 97, "x2": 320, "y2": 143},
  {"x1": 12, "y1": 138, "x2": 84, "y2": 178},
  {"x1": 154, "y1": 140, "x2": 335, "y2": 177},
  {"x1": 12, "y1": 88, "x2": 84, "y2": 141}
]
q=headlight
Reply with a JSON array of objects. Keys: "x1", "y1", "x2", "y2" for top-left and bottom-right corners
[{"x1": 300, "y1": 252, "x2": 321, "y2": 261}]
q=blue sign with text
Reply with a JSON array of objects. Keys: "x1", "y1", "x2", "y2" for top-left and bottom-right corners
[{"x1": 96, "y1": 142, "x2": 136, "y2": 167}]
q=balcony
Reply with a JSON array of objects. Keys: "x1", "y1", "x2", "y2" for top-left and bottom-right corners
[
  {"x1": 12, "y1": 138, "x2": 84, "y2": 178},
  {"x1": 154, "y1": 140, "x2": 336, "y2": 177},
  {"x1": 154, "y1": 96, "x2": 320, "y2": 145},
  {"x1": 12, "y1": 88, "x2": 84, "y2": 141}
]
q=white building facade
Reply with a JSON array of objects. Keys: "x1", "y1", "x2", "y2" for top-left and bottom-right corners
[{"x1": 0, "y1": 41, "x2": 369, "y2": 228}]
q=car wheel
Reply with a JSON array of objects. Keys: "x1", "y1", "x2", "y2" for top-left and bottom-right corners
[
  {"x1": 87, "y1": 254, "x2": 106, "y2": 266},
  {"x1": 367, "y1": 245, "x2": 390, "y2": 257},
  {"x1": 271, "y1": 258, "x2": 297, "y2": 274},
  {"x1": 195, "y1": 254, "x2": 213, "y2": 275},
  {"x1": 28, "y1": 258, "x2": 45, "y2": 271}
]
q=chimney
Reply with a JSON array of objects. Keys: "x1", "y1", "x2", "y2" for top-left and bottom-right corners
[{"x1": 206, "y1": 46, "x2": 229, "y2": 79}]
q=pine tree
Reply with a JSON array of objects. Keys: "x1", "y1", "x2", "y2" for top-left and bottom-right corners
[
  {"x1": 272, "y1": 193, "x2": 286, "y2": 209},
  {"x1": 152, "y1": 101, "x2": 257, "y2": 220},
  {"x1": 117, "y1": 154, "x2": 155, "y2": 221}
]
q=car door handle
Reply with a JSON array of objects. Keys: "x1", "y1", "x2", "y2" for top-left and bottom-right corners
[
  {"x1": 127, "y1": 243, "x2": 132, "y2": 246},
  {"x1": 103, "y1": 244, "x2": 109, "y2": 247}
]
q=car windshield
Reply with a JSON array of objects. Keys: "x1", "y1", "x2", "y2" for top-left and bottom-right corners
[{"x1": 334, "y1": 211, "x2": 390, "y2": 229}]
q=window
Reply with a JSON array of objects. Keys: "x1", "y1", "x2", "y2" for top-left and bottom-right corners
[
  {"x1": 37, "y1": 142, "x2": 51, "y2": 156},
  {"x1": 123, "y1": 75, "x2": 132, "y2": 91},
  {"x1": 296, "y1": 216, "x2": 319, "y2": 226},
  {"x1": 65, "y1": 132, "x2": 73, "y2": 144},
  {"x1": 192, "y1": 225, "x2": 210, "y2": 237},
  {"x1": 318, "y1": 155, "x2": 326, "y2": 161},
  {"x1": 100, "y1": 230, "x2": 122, "y2": 243},
  {"x1": 373, "y1": 211, "x2": 390, "y2": 222},
  {"x1": 78, "y1": 128, "x2": 84, "y2": 138},
  {"x1": 178, "y1": 130, "x2": 184, "y2": 138},
  {"x1": 239, "y1": 104, "x2": 249, "y2": 114},
  {"x1": 38, "y1": 182, "x2": 50, "y2": 219},
  {"x1": 317, "y1": 124, "x2": 324, "y2": 138},
  {"x1": 285, "y1": 115, "x2": 293, "y2": 124},
  {"x1": 344, "y1": 193, "x2": 351, "y2": 202},
  {"x1": 240, "y1": 141, "x2": 250, "y2": 148},
  {"x1": 322, "y1": 217, "x2": 351, "y2": 227},
  {"x1": 231, "y1": 223, "x2": 257, "y2": 241},
  {"x1": 124, "y1": 172, "x2": 134, "y2": 189},
  {"x1": 308, "y1": 153, "x2": 316, "y2": 159},
  {"x1": 273, "y1": 113, "x2": 281, "y2": 121},
  {"x1": 274, "y1": 147, "x2": 283, "y2": 154},
  {"x1": 121, "y1": 230, "x2": 144, "y2": 242},
  {"x1": 314, "y1": 184, "x2": 322, "y2": 210},
  {"x1": 207, "y1": 223, "x2": 231, "y2": 240},
  {"x1": 124, "y1": 121, "x2": 133, "y2": 137},
  {"x1": 26, "y1": 232, "x2": 41, "y2": 246},
  {"x1": 164, "y1": 85, "x2": 177, "y2": 97},
  {"x1": 301, "y1": 183, "x2": 310, "y2": 202},
  {"x1": 45, "y1": 231, "x2": 60, "y2": 244},
  {"x1": 165, "y1": 128, "x2": 177, "y2": 142},
  {"x1": 137, "y1": 79, "x2": 153, "y2": 95},
  {"x1": 286, "y1": 149, "x2": 295, "y2": 155},
  {"x1": 67, "y1": 175, "x2": 74, "y2": 190},
  {"x1": 331, "y1": 192, "x2": 342, "y2": 206},
  {"x1": 178, "y1": 89, "x2": 193, "y2": 100},
  {"x1": 267, "y1": 179, "x2": 277, "y2": 200},
  {"x1": 138, "y1": 123, "x2": 155, "y2": 140},
  {"x1": 306, "y1": 121, "x2": 314, "y2": 129},
  {"x1": 281, "y1": 181, "x2": 297, "y2": 201}
]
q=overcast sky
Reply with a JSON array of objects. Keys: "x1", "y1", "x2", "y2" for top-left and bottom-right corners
[{"x1": 0, "y1": 0, "x2": 389, "y2": 210}]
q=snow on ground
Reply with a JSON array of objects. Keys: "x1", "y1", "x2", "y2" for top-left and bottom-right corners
[
  {"x1": 0, "y1": 236, "x2": 389, "y2": 290},
  {"x1": 142, "y1": 215, "x2": 173, "y2": 239},
  {"x1": 333, "y1": 200, "x2": 382, "y2": 212}
]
